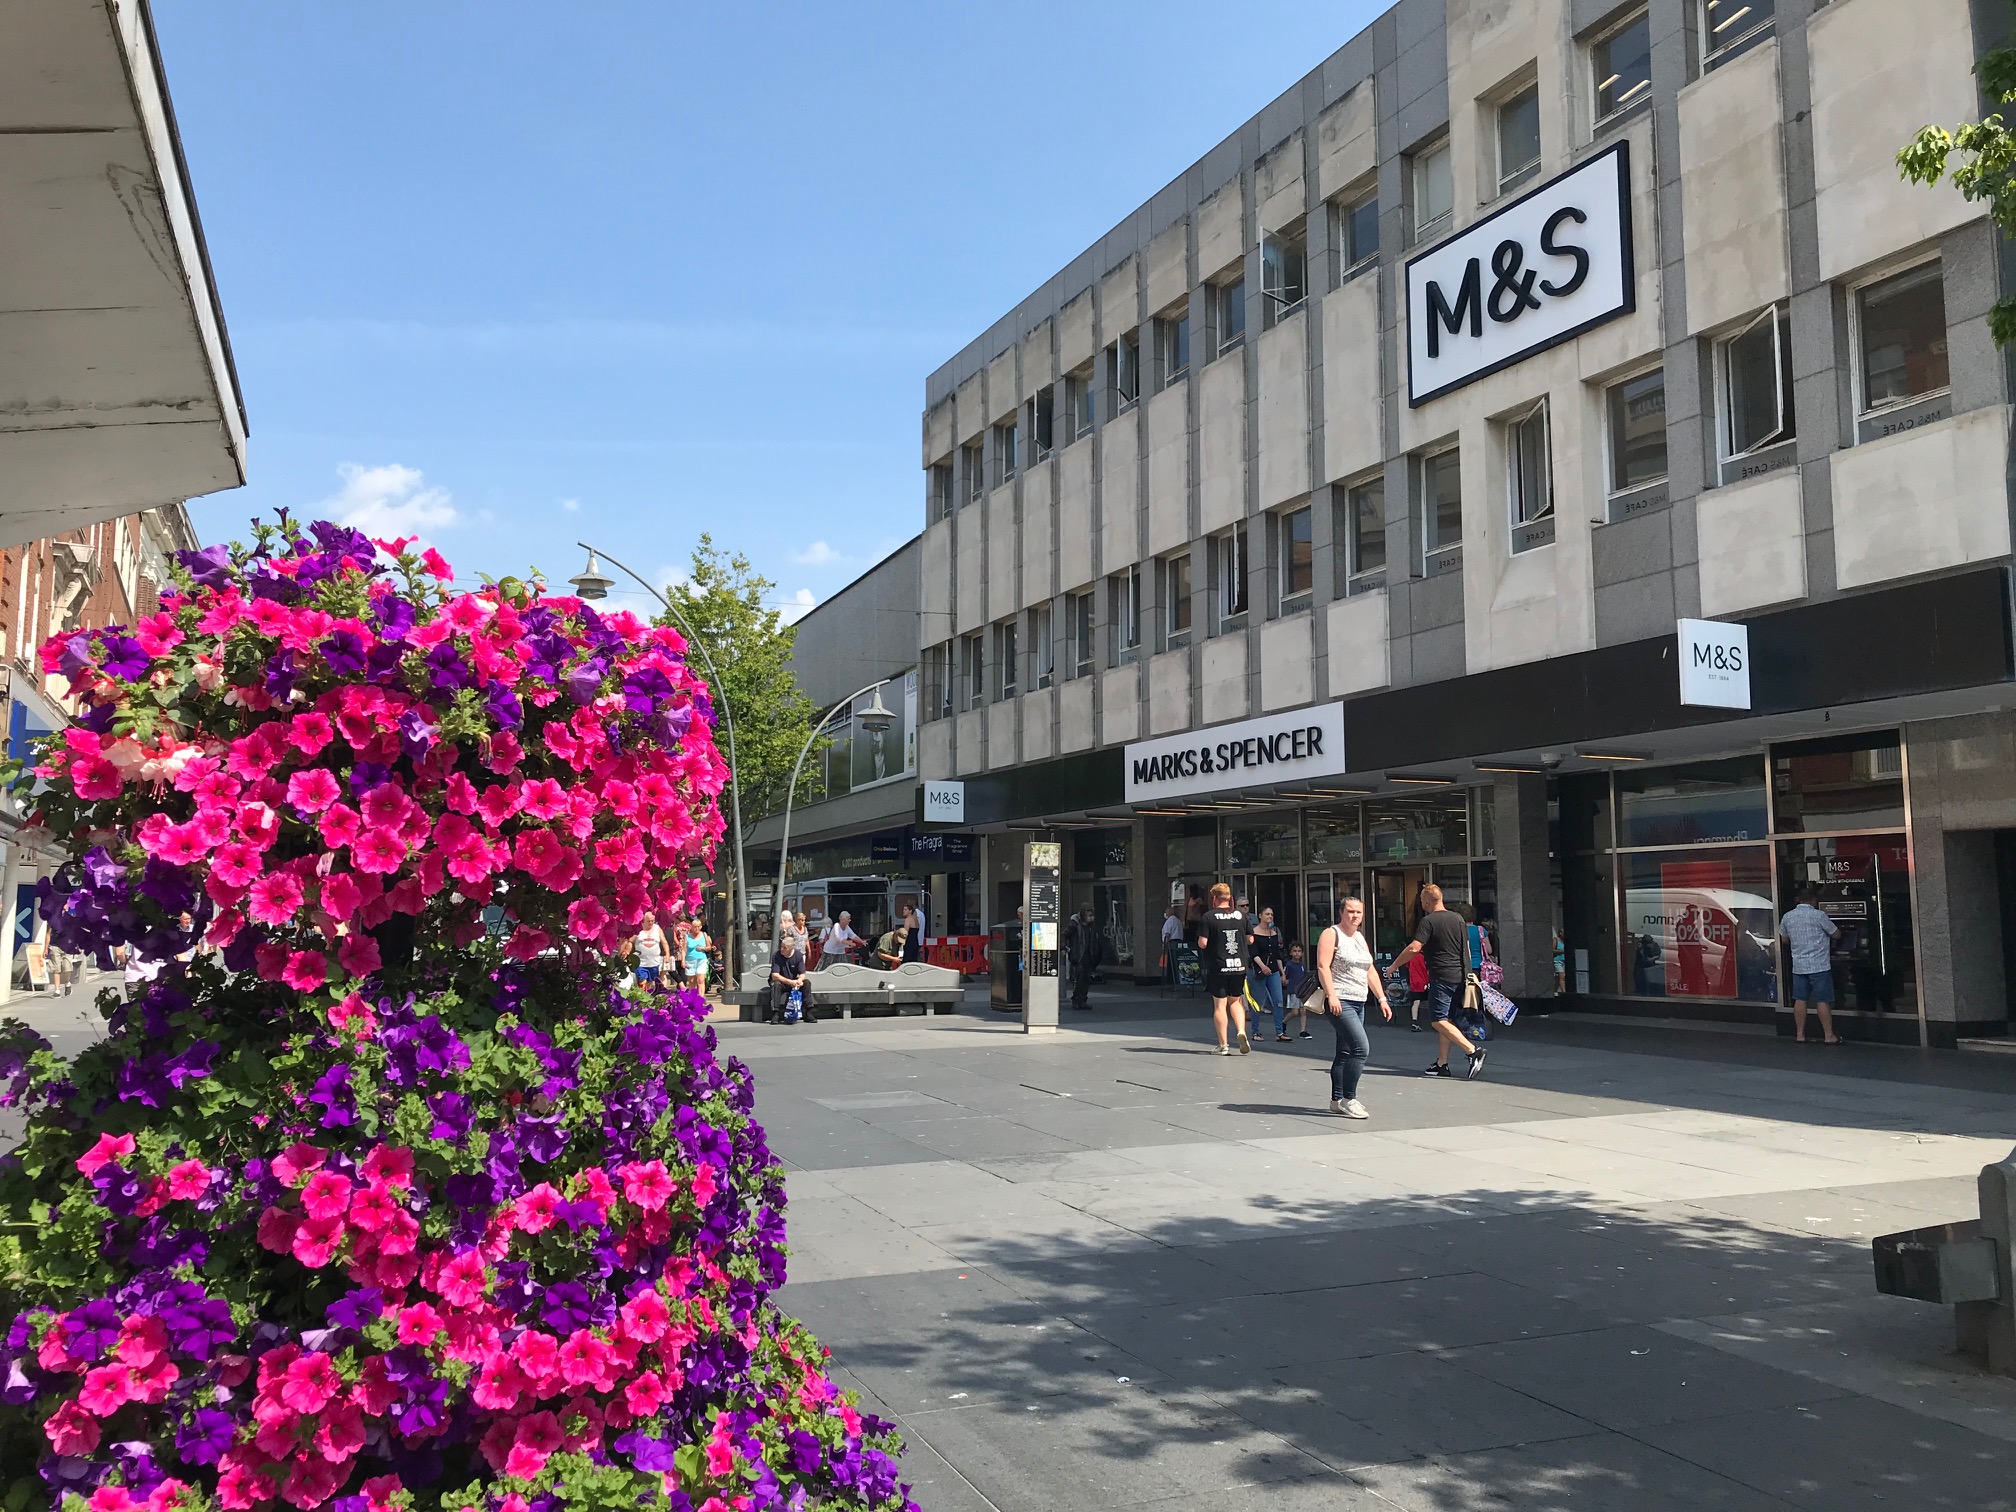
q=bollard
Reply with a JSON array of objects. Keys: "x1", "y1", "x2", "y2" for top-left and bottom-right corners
[{"x1": 1980, "y1": 1146, "x2": 2016, "y2": 1376}]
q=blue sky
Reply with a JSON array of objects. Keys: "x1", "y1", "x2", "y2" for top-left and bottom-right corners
[{"x1": 155, "y1": 1, "x2": 1379, "y2": 620}]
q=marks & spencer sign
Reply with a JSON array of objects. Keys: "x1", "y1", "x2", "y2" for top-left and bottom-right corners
[
  {"x1": 1125, "y1": 703, "x2": 1347, "y2": 805},
  {"x1": 1406, "y1": 140, "x2": 1635, "y2": 406}
]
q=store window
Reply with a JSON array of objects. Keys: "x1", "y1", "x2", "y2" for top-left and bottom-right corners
[
  {"x1": 1366, "y1": 795, "x2": 1467, "y2": 863},
  {"x1": 1616, "y1": 756, "x2": 1769, "y2": 847},
  {"x1": 1592, "y1": 10, "x2": 1652, "y2": 125},
  {"x1": 1775, "y1": 834, "x2": 1916, "y2": 1017},
  {"x1": 1306, "y1": 807, "x2": 1364, "y2": 867},
  {"x1": 1855, "y1": 262, "x2": 1948, "y2": 419},
  {"x1": 1496, "y1": 84, "x2": 1542, "y2": 194},
  {"x1": 1165, "y1": 817, "x2": 1217, "y2": 885},
  {"x1": 1771, "y1": 733, "x2": 1905, "y2": 834},
  {"x1": 1620, "y1": 846, "x2": 1779, "y2": 1003},
  {"x1": 1225, "y1": 814, "x2": 1300, "y2": 870}
]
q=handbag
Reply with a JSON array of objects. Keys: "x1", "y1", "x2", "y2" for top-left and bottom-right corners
[{"x1": 1297, "y1": 926, "x2": 1338, "y2": 1007}]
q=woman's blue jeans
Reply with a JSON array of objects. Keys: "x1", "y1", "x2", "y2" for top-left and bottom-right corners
[
  {"x1": 1330, "y1": 1000, "x2": 1370, "y2": 1101},
  {"x1": 1249, "y1": 969, "x2": 1285, "y2": 1035}
]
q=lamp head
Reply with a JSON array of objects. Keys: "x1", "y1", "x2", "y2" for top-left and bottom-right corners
[
  {"x1": 570, "y1": 550, "x2": 614, "y2": 601},
  {"x1": 857, "y1": 685, "x2": 894, "y2": 733}
]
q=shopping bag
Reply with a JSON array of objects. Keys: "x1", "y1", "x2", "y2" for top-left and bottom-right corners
[{"x1": 1479, "y1": 981, "x2": 1519, "y2": 1026}]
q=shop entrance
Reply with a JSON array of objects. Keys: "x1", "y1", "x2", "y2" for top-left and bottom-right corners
[
  {"x1": 1370, "y1": 866, "x2": 1430, "y2": 959},
  {"x1": 1251, "y1": 874, "x2": 1302, "y2": 950}
]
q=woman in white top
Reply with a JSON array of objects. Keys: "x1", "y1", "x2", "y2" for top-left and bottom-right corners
[{"x1": 1315, "y1": 895, "x2": 1392, "y2": 1119}]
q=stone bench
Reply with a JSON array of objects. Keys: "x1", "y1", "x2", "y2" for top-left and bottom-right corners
[
  {"x1": 722, "y1": 960, "x2": 964, "y2": 1022},
  {"x1": 1872, "y1": 1146, "x2": 2015, "y2": 1373}
]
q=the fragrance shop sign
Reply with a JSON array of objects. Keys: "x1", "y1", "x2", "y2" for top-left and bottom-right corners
[
  {"x1": 1406, "y1": 140, "x2": 1635, "y2": 405},
  {"x1": 1124, "y1": 703, "x2": 1348, "y2": 805}
]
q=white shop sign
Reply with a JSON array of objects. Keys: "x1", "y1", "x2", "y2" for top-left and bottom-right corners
[
  {"x1": 1677, "y1": 618, "x2": 1751, "y2": 710},
  {"x1": 922, "y1": 779, "x2": 965, "y2": 823},
  {"x1": 1124, "y1": 703, "x2": 1348, "y2": 805},
  {"x1": 1406, "y1": 140, "x2": 1635, "y2": 405}
]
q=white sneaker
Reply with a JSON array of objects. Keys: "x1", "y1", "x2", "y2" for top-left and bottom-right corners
[
  {"x1": 1217, "y1": 1045, "x2": 1233, "y2": 1056},
  {"x1": 1329, "y1": 1099, "x2": 1346, "y2": 1114},
  {"x1": 1342, "y1": 1099, "x2": 1369, "y2": 1119}
]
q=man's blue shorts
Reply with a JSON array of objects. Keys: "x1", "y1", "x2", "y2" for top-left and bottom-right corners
[
  {"x1": 1790, "y1": 970, "x2": 1834, "y2": 1003},
  {"x1": 1425, "y1": 978, "x2": 1463, "y2": 1022}
]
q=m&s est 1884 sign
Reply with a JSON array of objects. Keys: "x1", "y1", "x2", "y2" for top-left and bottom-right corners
[{"x1": 1406, "y1": 140, "x2": 1635, "y2": 406}]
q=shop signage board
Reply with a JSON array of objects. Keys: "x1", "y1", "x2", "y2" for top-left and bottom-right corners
[
  {"x1": 1124, "y1": 702, "x2": 1347, "y2": 805},
  {"x1": 922, "y1": 779, "x2": 965, "y2": 823},
  {"x1": 1406, "y1": 140, "x2": 1635, "y2": 405},
  {"x1": 1677, "y1": 617, "x2": 1751, "y2": 709}
]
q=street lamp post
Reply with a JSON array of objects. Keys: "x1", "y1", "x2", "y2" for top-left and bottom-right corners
[
  {"x1": 569, "y1": 545, "x2": 754, "y2": 981},
  {"x1": 769, "y1": 679, "x2": 894, "y2": 971}
]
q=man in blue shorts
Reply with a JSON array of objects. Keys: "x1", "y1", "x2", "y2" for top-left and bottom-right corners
[
  {"x1": 1779, "y1": 883, "x2": 1841, "y2": 1043},
  {"x1": 1387, "y1": 883, "x2": 1484, "y2": 1079}
]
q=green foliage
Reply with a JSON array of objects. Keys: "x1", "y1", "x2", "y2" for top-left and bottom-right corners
[
  {"x1": 659, "y1": 536, "x2": 823, "y2": 823},
  {"x1": 1899, "y1": 10, "x2": 2016, "y2": 346}
]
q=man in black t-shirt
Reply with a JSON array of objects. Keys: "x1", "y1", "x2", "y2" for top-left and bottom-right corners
[
  {"x1": 1387, "y1": 882, "x2": 1484, "y2": 1080},
  {"x1": 1196, "y1": 882, "x2": 1252, "y2": 1056}
]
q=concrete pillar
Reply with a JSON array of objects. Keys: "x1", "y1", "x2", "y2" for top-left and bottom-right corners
[
  {"x1": 1131, "y1": 817, "x2": 1166, "y2": 982},
  {"x1": 1493, "y1": 774, "x2": 1555, "y2": 999},
  {"x1": 1977, "y1": 1147, "x2": 2016, "y2": 1375}
]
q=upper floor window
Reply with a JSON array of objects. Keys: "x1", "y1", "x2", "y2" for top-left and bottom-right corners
[
  {"x1": 959, "y1": 633, "x2": 985, "y2": 711},
  {"x1": 930, "y1": 462, "x2": 954, "y2": 522},
  {"x1": 1109, "y1": 566, "x2": 1142, "y2": 663},
  {"x1": 1419, "y1": 445, "x2": 1463, "y2": 573},
  {"x1": 1032, "y1": 602, "x2": 1054, "y2": 689},
  {"x1": 1276, "y1": 506, "x2": 1313, "y2": 613},
  {"x1": 1496, "y1": 84, "x2": 1541, "y2": 194},
  {"x1": 1262, "y1": 220, "x2": 1307, "y2": 328},
  {"x1": 1340, "y1": 477, "x2": 1386, "y2": 591},
  {"x1": 1854, "y1": 261, "x2": 1949, "y2": 418},
  {"x1": 1066, "y1": 365, "x2": 1096, "y2": 442},
  {"x1": 1506, "y1": 400, "x2": 1555, "y2": 551},
  {"x1": 994, "y1": 619, "x2": 1019, "y2": 701},
  {"x1": 1716, "y1": 305, "x2": 1794, "y2": 461},
  {"x1": 1337, "y1": 189, "x2": 1379, "y2": 277},
  {"x1": 992, "y1": 418, "x2": 1019, "y2": 485},
  {"x1": 1032, "y1": 389, "x2": 1055, "y2": 461},
  {"x1": 1108, "y1": 333, "x2": 1142, "y2": 411},
  {"x1": 1155, "y1": 303, "x2": 1190, "y2": 388},
  {"x1": 1161, "y1": 551, "x2": 1192, "y2": 645},
  {"x1": 1215, "y1": 273, "x2": 1247, "y2": 355},
  {"x1": 961, "y1": 440, "x2": 984, "y2": 502},
  {"x1": 1702, "y1": 0, "x2": 1775, "y2": 70},
  {"x1": 1605, "y1": 368, "x2": 1668, "y2": 506},
  {"x1": 1412, "y1": 140, "x2": 1453, "y2": 242},
  {"x1": 925, "y1": 641, "x2": 953, "y2": 721},
  {"x1": 1213, "y1": 529, "x2": 1250, "y2": 627},
  {"x1": 1592, "y1": 11, "x2": 1652, "y2": 125},
  {"x1": 1068, "y1": 590, "x2": 1095, "y2": 677}
]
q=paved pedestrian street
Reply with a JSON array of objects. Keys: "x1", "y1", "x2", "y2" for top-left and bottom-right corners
[{"x1": 721, "y1": 1000, "x2": 2016, "y2": 1512}]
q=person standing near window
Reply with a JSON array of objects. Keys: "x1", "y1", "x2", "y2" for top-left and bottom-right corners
[
  {"x1": 1317, "y1": 896, "x2": 1392, "y2": 1118},
  {"x1": 1248, "y1": 907, "x2": 1289, "y2": 1041},
  {"x1": 1159, "y1": 903, "x2": 1184, "y2": 992},
  {"x1": 1779, "y1": 884, "x2": 1842, "y2": 1044},
  {"x1": 1198, "y1": 882, "x2": 1252, "y2": 1056}
]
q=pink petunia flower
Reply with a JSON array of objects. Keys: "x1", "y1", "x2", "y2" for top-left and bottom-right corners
[
  {"x1": 618, "y1": 1160, "x2": 675, "y2": 1213},
  {"x1": 285, "y1": 767, "x2": 342, "y2": 813},
  {"x1": 281, "y1": 951, "x2": 328, "y2": 993},
  {"x1": 75, "y1": 1131, "x2": 136, "y2": 1177},
  {"x1": 247, "y1": 871, "x2": 305, "y2": 926},
  {"x1": 78, "y1": 1362, "x2": 135, "y2": 1416},
  {"x1": 278, "y1": 1352, "x2": 341, "y2": 1414},
  {"x1": 299, "y1": 1170, "x2": 351, "y2": 1221},
  {"x1": 289, "y1": 712, "x2": 335, "y2": 755},
  {"x1": 272, "y1": 1142, "x2": 329, "y2": 1186},
  {"x1": 211, "y1": 840, "x2": 264, "y2": 888},
  {"x1": 336, "y1": 933, "x2": 382, "y2": 978},
  {"x1": 291, "y1": 1215, "x2": 346, "y2": 1269},
  {"x1": 396, "y1": 1302, "x2": 443, "y2": 1346},
  {"x1": 319, "y1": 871, "x2": 364, "y2": 922},
  {"x1": 43, "y1": 1399, "x2": 101, "y2": 1454},
  {"x1": 165, "y1": 1160, "x2": 212, "y2": 1201},
  {"x1": 566, "y1": 896, "x2": 611, "y2": 941},
  {"x1": 361, "y1": 1145, "x2": 415, "y2": 1187},
  {"x1": 351, "y1": 828, "x2": 406, "y2": 874},
  {"x1": 69, "y1": 755, "x2": 123, "y2": 800},
  {"x1": 319, "y1": 803, "x2": 363, "y2": 849}
]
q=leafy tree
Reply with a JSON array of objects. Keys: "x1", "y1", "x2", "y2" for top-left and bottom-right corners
[
  {"x1": 1899, "y1": 23, "x2": 2016, "y2": 344},
  {"x1": 658, "y1": 535, "x2": 822, "y2": 823}
]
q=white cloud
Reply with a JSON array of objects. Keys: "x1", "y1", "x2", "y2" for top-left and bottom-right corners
[
  {"x1": 793, "y1": 539, "x2": 841, "y2": 567},
  {"x1": 653, "y1": 564, "x2": 689, "y2": 593},
  {"x1": 781, "y1": 588, "x2": 817, "y2": 625},
  {"x1": 560, "y1": 497, "x2": 581, "y2": 513},
  {"x1": 324, "y1": 462, "x2": 458, "y2": 539}
]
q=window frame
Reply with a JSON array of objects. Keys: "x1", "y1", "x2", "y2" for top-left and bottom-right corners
[
  {"x1": 1110, "y1": 333, "x2": 1142, "y2": 412},
  {"x1": 1849, "y1": 257, "x2": 1951, "y2": 421},
  {"x1": 1065, "y1": 365, "x2": 1096, "y2": 442},
  {"x1": 959, "y1": 633, "x2": 986, "y2": 712},
  {"x1": 1418, "y1": 443, "x2": 1464, "y2": 575},
  {"x1": 1031, "y1": 389, "x2": 1055, "y2": 461},
  {"x1": 1276, "y1": 505, "x2": 1314, "y2": 612},
  {"x1": 1109, "y1": 565, "x2": 1143, "y2": 664},
  {"x1": 962, "y1": 440, "x2": 984, "y2": 503},
  {"x1": 1337, "y1": 188, "x2": 1380, "y2": 277},
  {"x1": 1341, "y1": 476, "x2": 1387, "y2": 592},
  {"x1": 1069, "y1": 590, "x2": 1095, "y2": 678},
  {"x1": 1590, "y1": 9, "x2": 1653, "y2": 128},
  {"x1": 1214, "y1": 528, "x2": 1250, "y2": 628},
  {"x1": 992, "y1": 417, "x2": 1020, "y2": 485},
  {"x1": 930, "y1": 461, "x2": 954, "y2": 522},
  {"x1": 1506, "y1": 399, "x2": 1555, "y2": 552},
  {"x1": 1412, "y1": 140, "x2": 1453, "y2": 243},
  {"x1": 1031, "y1": 602, "x2": 1054, "y2": 690},
  {"x1": 1162, "y1": 551, "x2": 1193, "y2": 645},
  {"x1": 1215, "y1": 273, "x2": 1247, "y2": 356},
  {"x1": 1495, "y1": 83, "x2": 1542, "y2": 196},
  {"x1": 1602, "y1": 365, "x2": 1670, "y2": 515},
  {"x1": 994, "y1": 620, "x2": 1019, "y2": 702},
  {"x1": 1261, "y1": 219, "x2": 1308, "y2": 328},
  {"x1": 1701, "y1": 0, "x2": 1776, "y2": 70},
  {"x1": 1155, "y1": 303, "x2": 1190, "y2": 388},
  {"x1": 1715, "y1": 304, "x2": 1795, "y2": 463}
]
